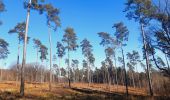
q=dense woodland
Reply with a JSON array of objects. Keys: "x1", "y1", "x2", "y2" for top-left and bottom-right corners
[{"x1": 0, "y1": 0, "x2": 170, "y2": 98}]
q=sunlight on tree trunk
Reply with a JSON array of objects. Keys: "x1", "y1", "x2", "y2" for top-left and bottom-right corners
[
  {"x1": 48, "y1": 27, "x2": 52, "y2": 91},
  {"x1": 114, "y1": 55, "x2": 118, "y2": 91},
  {"x1": 68, "y1": 49, "x2": 71, "y2": 88},
  {"x1": 20, "y1": 0, "x2": 31, "y2": 96},
  {"x1": 16, "y1": 43, "x2": 20, "y2": 86},
  {"x1": 140, "y1": 23, "x2": 153, "y2": 96}
]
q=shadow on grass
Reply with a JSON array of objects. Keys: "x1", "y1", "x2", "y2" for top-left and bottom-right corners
[
  {"x1": 70, "y1": 87, "x2": 170, "y2": 100},
  {"x1": 0, "y1": 91, "x2": 43, "y2": 100},
  {"x1": 0, "y1": 91, "x2": 170, "y2": 100}
]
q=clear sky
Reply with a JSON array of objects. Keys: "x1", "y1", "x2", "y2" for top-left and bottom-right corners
[{"x1": 0, "y1": 0, "x2": 145, "y2": 70}]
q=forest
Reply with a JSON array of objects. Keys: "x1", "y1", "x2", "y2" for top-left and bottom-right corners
[{"x1": 0, "y1": 0, "x2": 170, "y2": 100}]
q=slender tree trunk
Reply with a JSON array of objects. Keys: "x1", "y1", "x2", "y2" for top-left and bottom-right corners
[
  {"x1": 140, "y1": 23, "x2": 153, "y2": 96},
  {"x1": 34, "y1": 48, "x2": 38, "y2": 87},
  {"x1": 114, "y1": 55, "x2": 118, "y2": 90},
  {"x1": 48, "y1": 27, "x2": 52, "y2": 91},
  {"x1": 58, "y1": 57, "x2": 61, "y2": 83},
  {"x1": 16, "y1": 42, "x2": 20, "y2": 85},
  {"x1": 135, "y1": 65, "x2": 141, "y2": 88},
  {"x1": 67, "y1": 49, "x2": 71, "y2": 88},
  {"x1": 131, "y1": 71, "x2": 135, "y2": 88},
  {"x1": 107, "y1": 66, "x2": 111, "y2": 90},
  {"x1": 20, "y1": 0, "x2": 31, "y2": 96},
  {"x1": 91, "y1": 70, "x2": 93, "y2": 84},
  {"x1": 104, "y1": 69, "x2": 107, "y2": 84},
  {"x1": 87, "y1": 61, "x2": 90, "y2": 86},
  {"x1": 36, "y1": 48, "x2": 38, "y2": 79},
  {"x1": 121, "y1": 46, "x2": 128, "y2": 96},
  {"x1": 73, "y1": 69, "x2": 75, "y2": 83},
  {"x1": 121, "y1": 70, "x2": 124, "y2": 86},
  {"x1": 102, "y1": 71, "x2": 105, "y2": 83},
  {"x1": 40, "y1": 61, "x2": 43, "y2": 83},
  {"x1": 89, "y1": 65, "x2": 91, "y2": 85}
]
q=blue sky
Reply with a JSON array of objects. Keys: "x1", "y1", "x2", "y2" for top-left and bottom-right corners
[{"x1": 0, "y1": 0, "x2": 145, "y2": 70}]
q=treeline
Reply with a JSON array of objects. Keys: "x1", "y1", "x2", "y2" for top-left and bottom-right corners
[{"x1": 0, "y1": 62, "x2": 169, "y2": 95}]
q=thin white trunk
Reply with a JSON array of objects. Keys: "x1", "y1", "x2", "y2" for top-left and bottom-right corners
[
  {"x1": 41, "y1": 66, "x2": 42, "y2": 83},
  {"x1": 48, "y1": 27, "x2": 52, "y2": 91},
  {"x1": 114, "y1": 55, "x2": 118, "y2": 91},
  {"x1": 87, "y1": 60, "x2": 90, "y2": 86},
  {"x1": 67, "y1": 49, "x2": 71, "y2": 87},
  {"x1": 35, "y1": 48, "x2": 38, "y2": 83},
  {"x1": 58, "y1": 57, "x2": 61, "y2": 83},
  {"x1": 20, "y1": 0, "x2": 31, "y2": 96}
]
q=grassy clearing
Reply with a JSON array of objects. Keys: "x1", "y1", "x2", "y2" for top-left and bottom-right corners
[{"x1": 0, "y1": 81, "x2": 169, "y2": 100}]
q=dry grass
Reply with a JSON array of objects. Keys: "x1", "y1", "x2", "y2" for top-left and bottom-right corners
[
  {"x1": 0, "y1": 81, "x2": 81, "y2": 100},
  {"x1": 0, "y1": 81, "x2": 169, "y2": 100},
  {"x1": 71, "y1": 83, "x2": 147, "y2": 96}
]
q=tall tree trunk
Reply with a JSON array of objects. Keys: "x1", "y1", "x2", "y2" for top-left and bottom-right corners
[
  {"x1": 114, "y1": 55, "x2": 118, "y2": 90},
  {"x1": 107, "y1": 66, "x2": 111, "y2": 90},
  {"x1": 20, "y1": 0, "x2": 31, "y2": 96},
  {"x1": 121, "y1": 46, "x2": 128, "y2": 96},
  {"x1": 58, "y1": 57, "x2": 61, "y2": 83},
  {"x1": 40, "y1": 61, "x2": 43, "y2": 83},
  {"x1": 102, "y1": 71, "x2": 105, "y2": 83},
  {"x1": 104, "y1": 69, "x2": 107, "y2": 84},
  {"x1": 135, "y1": 66, "x2": 141, "y2": 88},
  {"x1": 16, "y1": 42, "x2": 20, "y2": 84},
  {"x1": 140, "y1": 23, "x2": 153, "y2": 96},
  {"x1": 121, "y1": 69, "x2": 124, "y2": 86},
  {"x1": 34, "y1": 48, "x2": 38, "y2": 87},
  {"x1": 131, "y1": 71, "x2": 135, "y2": 88},
  {"x1": 36, "y1": 48, "x2": 38, "y2": 82},
  {"x1": 48, "y1": 27, "x2": 52, "y2": 91},
  {"x1": 67, "y1": 49, "x2": 71, "y2": 88},
  {"x1": 90, "y1": 70, "x2": 93, "y2": 84},
  {"x1": 87, "y1": 61, "x2": 90, "y2": 86},
  {"x1": 73, "y1": 69, "x2": 75, "y2": 83}
]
